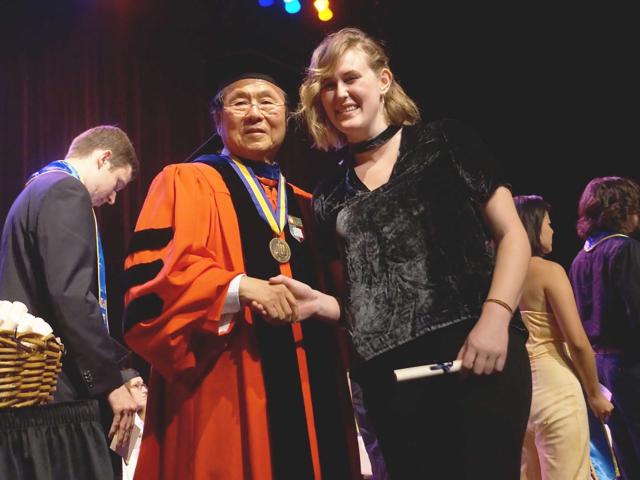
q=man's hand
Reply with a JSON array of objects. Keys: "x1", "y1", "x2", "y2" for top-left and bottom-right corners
[
  {"x1": 266, "y1": 275, "x2": 318, "y2": 321},
  {"x1": 107, "y1": 384, "x2": 138, "y2": 447},
  {"x1": 239, "y1": 276, "x2": 298, "y2": 325},
  {"x1": 457, "y1": 303, "x2": 510, "y2": 375}
]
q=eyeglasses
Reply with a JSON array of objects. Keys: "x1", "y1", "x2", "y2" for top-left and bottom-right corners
[{"x1": 223, "y1": 99, "x2": 285, "y2": 116}]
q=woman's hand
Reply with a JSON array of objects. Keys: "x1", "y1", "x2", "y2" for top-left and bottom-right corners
[
  {"x1": 588, "y1": 392, "x2": 614, "y2": 422},
  {"x1": 457, "y1": 302, "x2": 511, "y2": 375}
]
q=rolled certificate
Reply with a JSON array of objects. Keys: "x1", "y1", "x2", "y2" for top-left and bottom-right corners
[{"x1": 394, "y1": 360, "x2": 462, "y2": 382}]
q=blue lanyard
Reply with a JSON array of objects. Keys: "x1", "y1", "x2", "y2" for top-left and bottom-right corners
[{"x1": 27, "y1": 161, "x2": 110, "y2": 332}]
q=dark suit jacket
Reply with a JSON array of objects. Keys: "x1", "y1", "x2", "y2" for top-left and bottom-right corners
[
  {"x1": 570, "y1": 234, "x2": 640, "y2": 355},
  {"x1": 0, "y1": 171, "x2": 128, "y2": 401}
]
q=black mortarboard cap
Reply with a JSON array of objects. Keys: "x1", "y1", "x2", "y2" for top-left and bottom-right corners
[
  {"x1": 186, "y1": 50, "x2": 301, "y2": 163},
  {"x1": 121, "y1": 368, "x2": 141, "y2": 383},
  {"x1": 211, "y1": 49, "x2": 299, "y2": 98}
]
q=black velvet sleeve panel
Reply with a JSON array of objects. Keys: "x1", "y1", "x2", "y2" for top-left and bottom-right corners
[
  {"x1": 127, "y1": 227, "x2": 174, "y2": 256},
  {"x1": 439, "y1": 118, "x2": 508, "y2": 204}
]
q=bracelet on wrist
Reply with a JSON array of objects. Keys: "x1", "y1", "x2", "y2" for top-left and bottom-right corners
[{"x1": 484, "y1": 298, "x2": 513, "y2": 315}]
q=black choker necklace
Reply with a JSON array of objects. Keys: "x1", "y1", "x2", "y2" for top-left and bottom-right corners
[{"x1": 348, "y1": 125, "x2": 402, "y2": 154}]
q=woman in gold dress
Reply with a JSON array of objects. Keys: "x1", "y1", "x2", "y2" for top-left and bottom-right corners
[{"x1": 515, "y1": 195, "x2": 613, "y2": 479}]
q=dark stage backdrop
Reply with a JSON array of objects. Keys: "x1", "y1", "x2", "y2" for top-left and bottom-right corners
[{"x1": 1, "y1": 2, "x2": 638, "y2": 370}]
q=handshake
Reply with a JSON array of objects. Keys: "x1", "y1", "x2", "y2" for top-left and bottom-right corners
[{"x1": 239, "y1": 275, "x2": 341, "y2": 326}]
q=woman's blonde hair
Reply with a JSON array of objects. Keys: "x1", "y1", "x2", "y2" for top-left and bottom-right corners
[{"x1": 297, "y1": 27, "x2": 420, "y2": 151}]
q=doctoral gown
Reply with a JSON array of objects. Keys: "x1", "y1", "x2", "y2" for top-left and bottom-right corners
[{"x1": 123, "y1": 160, "x2": 360, "y2": 480}]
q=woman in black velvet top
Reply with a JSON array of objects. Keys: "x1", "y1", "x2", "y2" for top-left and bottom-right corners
[{"x1": 268, "y1": 27, "x2": 532, "y2": 479}]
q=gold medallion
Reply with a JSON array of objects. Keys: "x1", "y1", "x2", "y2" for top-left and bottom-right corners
[{"x1": 269, "y1": 237, "x2": 291, "y2": 263}]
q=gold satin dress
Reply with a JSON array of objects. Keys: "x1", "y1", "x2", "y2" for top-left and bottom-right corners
[{"x1": 520, "y1": 310, "x2": 590, "y2": 480}]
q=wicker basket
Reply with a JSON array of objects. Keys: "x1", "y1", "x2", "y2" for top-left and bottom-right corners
[{"x1": 0, "y1": 330, "x2": 63, "y2": 408}]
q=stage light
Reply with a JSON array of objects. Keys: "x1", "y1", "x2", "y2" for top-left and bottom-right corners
[
  {"x1": 284, "y1": 0, "x2": 301, "y2": 14},
  {"x1": 313, "y1": 0, "x2": 328, "y2": 10},
  {"x1": 313, "y1": 0, "x2": 332, "y2": 21},
  {"x1": 256, "y1": 0, "x2": 334, "y2": 21},
  {"x1": 318, "y1": 8, "x2": 333, "y2": 21}
]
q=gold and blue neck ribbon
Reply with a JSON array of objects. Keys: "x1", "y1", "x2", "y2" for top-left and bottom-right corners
[
  {"x1": 26, "y1": 160, "x2": 110, "y2": 332},
  {"x1": 225, "y1": 156, "x2": 288, "y2": 236}
]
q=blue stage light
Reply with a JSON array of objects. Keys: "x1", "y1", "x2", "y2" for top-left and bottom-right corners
[{"x1": 284, "y1": 0, "x2": 301, "y2": 14}]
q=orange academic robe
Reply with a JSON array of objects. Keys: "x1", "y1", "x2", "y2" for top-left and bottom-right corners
[{"x1": 123, "y1": 162, "x2": 360, "y2": 480}]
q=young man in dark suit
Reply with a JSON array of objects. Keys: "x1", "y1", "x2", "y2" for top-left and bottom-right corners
[{"x1": 0, "y1": 125, "x2": 139, "y2": 479}]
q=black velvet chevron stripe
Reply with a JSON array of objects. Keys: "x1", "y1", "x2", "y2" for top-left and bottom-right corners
[
  {"x1": 123, "y1": 260, "x2": 164, "y2": 291},
  {"x1": 127, "y1": 227, "x2": 174, "y2": 255},
  {"x1": 123, "y1": 293, "x2": 164, "y2": 332}
]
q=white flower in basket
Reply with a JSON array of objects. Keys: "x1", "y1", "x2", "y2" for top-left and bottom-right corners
[
  {"x1": 0, "y1": 300, "x2": 64, "y2": 408},
  {"x1": 0, "y1": 300, "x2": 53, "y2": 336}
]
